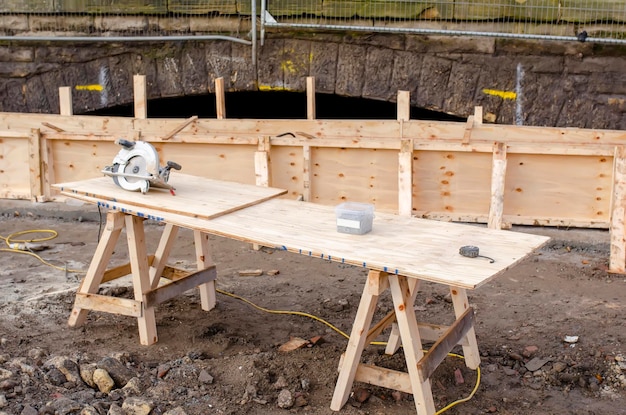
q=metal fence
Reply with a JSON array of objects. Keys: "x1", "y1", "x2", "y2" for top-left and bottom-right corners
[
  {"x1": 261, "y1": 0, "x2": 626, "y2": 45},
  {"x1": 0, "y1": 1, "x2": 625, "y2": 44}
]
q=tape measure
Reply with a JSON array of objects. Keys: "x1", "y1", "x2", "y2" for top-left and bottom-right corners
[{"x1": 459, "y1": 245, "x2": 495, "y2": 263}]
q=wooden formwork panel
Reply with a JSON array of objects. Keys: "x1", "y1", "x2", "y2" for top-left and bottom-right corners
[
  {"x1": 268, "y1": 145, "x2": 305, "y2": 200},
  {"x1": 155, "y1": 143, "x2": 257, "y2": 185},
  {"x1": 504, "y1": 154, "x2": 613, "y2": 224},
  {"x1": 309, "y1": 147, "x2": 399, "y2": 210},
  {"x1": 413, "y1": 151, "x2": 492, "y2": 218},
  {"x1": 0, "y1": 135, "x2": 31, "y2": 199},
  {"x1": 48, "y1": 140, "x2": 117, "y2": 184}
]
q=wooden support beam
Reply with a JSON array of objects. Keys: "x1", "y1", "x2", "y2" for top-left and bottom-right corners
[
  {"x1": 354, "y1": 363, "x2": 413, "y2": 395},
  {"x1": 59, "y1": 86, "x2": 73, "y2": 116},
  {"x1": 215, "y1": 77, "x2": 226, "y2": 119},
  {"x1": 302, "y1": 144, "x2": 312, "y2": 202},
  {"x1": 74, "y1": 293, "x2": 142, "y2": 317},
  {"x1": 28, "y1": 129, "x2": 42, "y2": 201},
  {"x1": 449, "y1": 287, "x2": 481, "y2": 369},
  {"x1": 145, "y1": 266, "x2": 217, "y2": 307},
  {"x1": 331, "y1": 270, "x2": 383, "y2": 411},
  {"x1": 194, "y1": 230, "x2": 216, "y2": 311},
  {"x1": 397, "y1": 90, "x2": 410, "y2": 123},
  {"x1": 307, "y1": 77, "x2": 316, "y2": 120},
  {"x1": 488, "y1": 142, "x2": 507, "y2": 230},
  {"x1": 610, "y1": 146, "x2": 626, "y2": 273},
  {"x1": 462, "y1": 115, "x2": 475, "y2": 144},
  {"x1": 255, "y1": 136, "x2": 271, "y2": 187},
  {"x1": 133, "y1": 75, "x2": 147, "y2": 120},
  {"x1": 417, "y1": 307, "x2": 475, "y2": 382},
  {"x1": 398, "y1": 138, "x2": 414, "y2": 217},
  {"x1": 162, "y1": 116, "x2": 198, "y2": 140},
  {"x1": 149, "y1": 224, "x2": 179, "y2": 289},
  {"x1": 125, "y1": 215, "x2": 158, "y2": 345}
]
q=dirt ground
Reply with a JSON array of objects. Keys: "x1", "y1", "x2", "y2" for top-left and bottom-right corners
[{"x1": 0, "y1": 201, "x2": 625, "y2": 415}]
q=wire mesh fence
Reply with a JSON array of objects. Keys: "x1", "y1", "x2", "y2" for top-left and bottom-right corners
[
  {"x1": 261, "y1": 0, "x2": 626, "y2": 44},
  {"x1": 0, "y1": 1, "x2": 624, "y2": 44}
]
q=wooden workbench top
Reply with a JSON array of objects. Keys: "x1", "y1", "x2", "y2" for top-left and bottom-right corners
[
  {"x1": 57, "y1": 176, "x2": 549, "y2": 290},
  {"x1": 54, "y1": 174, "x2": 287, "y2": 221}
]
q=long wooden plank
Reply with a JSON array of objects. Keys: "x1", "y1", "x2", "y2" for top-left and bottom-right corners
[{"x1": 53, "y1": 173, "x2": 287, "y2": 221}]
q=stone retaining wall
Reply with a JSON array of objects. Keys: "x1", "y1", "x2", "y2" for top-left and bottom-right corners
[{"x1": 1, "y1": 30, "x2": 625, "y2": 129}]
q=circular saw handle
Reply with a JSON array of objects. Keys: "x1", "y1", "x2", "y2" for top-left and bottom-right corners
[
  {"x1": 116, "y1": 138, "x2": 135, "y2": 149},
  {"x1": 166, "y1": 161, "x2": 182, "y2": 171}
]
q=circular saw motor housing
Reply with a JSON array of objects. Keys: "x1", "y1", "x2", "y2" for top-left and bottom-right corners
[{"x1": 102, "y1": 139, "x2": 181, "y2": 194}]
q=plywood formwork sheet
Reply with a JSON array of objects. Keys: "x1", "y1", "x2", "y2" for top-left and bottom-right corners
[
  {"x1": 268, "y1": 145, "x2": 306, "y2": 200},
  {"x1": 310, "y1": 147, "x2": 399, "y2": 211},
  {"x1": 504, "y1": 154, "x2": 613, "y2": 224},
  {"x1": 0, "y1": 135, "x2": 31, "y2": 199},
  {"x1": 413, "y1": 150, "x2": 492, "y2": 219}
]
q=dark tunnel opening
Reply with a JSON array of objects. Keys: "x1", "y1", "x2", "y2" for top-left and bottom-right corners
[{"x1": 86, "y1": 91, "x2": 464, "y2": 121}]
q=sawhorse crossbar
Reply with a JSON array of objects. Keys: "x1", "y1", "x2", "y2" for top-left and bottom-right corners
[
  {"x1": 68, "y1": 211, "x2": 217, "y2": 345},
  {"x1": 331, "y1": 270, "x2": 480, "y2": 415}
]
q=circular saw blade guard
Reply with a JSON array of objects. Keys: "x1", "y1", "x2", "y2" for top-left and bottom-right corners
[{"x1": 102, "y1": 139, "x2": 181, "y2": 194}]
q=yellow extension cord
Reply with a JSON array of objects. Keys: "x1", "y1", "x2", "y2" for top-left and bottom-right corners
[{"x1": 1, "y1": 228, "x2": 481, "y2": 414}]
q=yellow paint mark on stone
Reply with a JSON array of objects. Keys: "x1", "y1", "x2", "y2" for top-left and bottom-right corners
[
  {"x1": 281, "y1": 60, "x2": 296, "y2": 74},
  {"x1": 482, "y1": 88, "x2": 517, "y2": 100},
  {"x1": 259, "y1": 84, "x2": 293, "y2": 92},
  {"x1": 75, "y1": 84, "x2": 103, "y2": 92}
]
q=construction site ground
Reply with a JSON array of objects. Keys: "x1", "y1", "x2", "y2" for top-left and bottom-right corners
[{"x1": 0, "y1": 200, "x2": 625, "y2": 415}]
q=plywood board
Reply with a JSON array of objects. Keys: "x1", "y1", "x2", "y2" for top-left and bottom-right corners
[
  {"x1": 310, "y1": 147, "x2": 398, "y2": 211},
  {"x1": 413, "y1": 150, "x2": 492, "y2": 216},
  {"x1": 0, "y1": 135, "x2": 32, "y2": 199},
  {"x1": 505, "y1": 154, "x2": 613, "y2": 222},
  {"x1": 157, "y1": 143, "x2": 257, "y2": 185},
  {"x1": 53, "y1": 173, "x2": 287, "y2": 221},
  {"x1": 268, "y1": 145, "x2": 305, "y2": 199},
  {"x1": 49, "y1": 140, "x2": 118, "y2": 184}
]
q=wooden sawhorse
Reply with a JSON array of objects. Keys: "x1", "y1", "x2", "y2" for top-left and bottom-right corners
[
  {"x1": 68, "y1": 211, "x2": 217, "y2": 345},
  {"x1": 331, "y1": 270, "x2": 479, "y2": 415}
]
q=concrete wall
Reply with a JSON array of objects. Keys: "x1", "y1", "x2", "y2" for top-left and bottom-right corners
[{"x1": 1, "y1": 31, "x2": 625, "y2": 129}]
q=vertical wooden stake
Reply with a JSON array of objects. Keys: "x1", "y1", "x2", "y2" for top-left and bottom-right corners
[
  {"x1": 474, "y1": 106, "x2": 483, "y2": 126},
  {"x1": 302, "y1": 145, "x2": 312, "y2": 202},
  {"x1": 253, "y1": 136, "x2": 271, "y2": 250},
  {"x1": 397, "y1": 90, "x2": 410, "y2": 122},
  {"x1": 28, "y1": 129, "x2": 43, "y2": 201},
  {"x1": 397, "y1": 91, "x2": 412, "y2": 217},
  {"x1": 255, "y1": 136, "x2": 271, "y2": 188},
  {"x1": 307, "y1": 76, "x2": 316, "y2": 120},
  {"x1": 59, "y1": 86, "x2": 73, "y2": 115},
  {"x1": 215, "y1": 77, "x2": 226, "y2": 119},
  {"x1": 610, "y1": 146, "x2": 626, "y2": 273},
  {"x1": 488, "y1": 142, "x2": 507, "y2": 230},
  {"x1": 398, "y1": 139, "x2": 413, "y2": 217},
  {"x1": 133, "y1": 75, "x2": 147, "y2": 119}
]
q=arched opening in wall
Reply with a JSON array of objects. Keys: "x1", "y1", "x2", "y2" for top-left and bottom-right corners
[{"x1": 86, "y1": 91, "x2": 464, "y2": 121}]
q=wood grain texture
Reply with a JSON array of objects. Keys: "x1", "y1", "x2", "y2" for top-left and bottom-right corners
[
  {"x1": 60, "y1": 177, "x2": 549, "y2": 289},
  {"x1": 54, "y1": 173, "x2": 287, "y2": 221}
]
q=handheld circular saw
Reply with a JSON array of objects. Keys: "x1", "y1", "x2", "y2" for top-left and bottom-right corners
[{"x1": 102, "y1": 139, "x2": 181, "y2": 195}]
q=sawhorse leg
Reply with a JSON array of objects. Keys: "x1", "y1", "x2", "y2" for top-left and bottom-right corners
[
  {"x1": 68, "y1": 211, "x2": 125, "y2": 328},
  {"x1": 68, "y1": 212, "x2": 217, "y2": 346},
  {"x1": 331, "y1": 274, "x2": 478, "y2": 415},
  {"x1": 450, "y1": 287, "x2": 480, "y2": 369}
]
